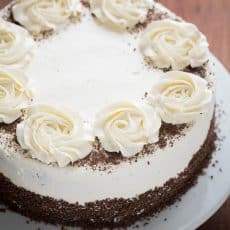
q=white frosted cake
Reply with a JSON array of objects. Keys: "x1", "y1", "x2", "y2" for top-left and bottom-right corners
[{"x1": 0, "y1": 0, "x2": 217, "y2": 228}]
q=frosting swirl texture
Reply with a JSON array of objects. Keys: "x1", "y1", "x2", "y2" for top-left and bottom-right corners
[
  {"x1": 90, "y1": 0, "x2": 154, "y2": 30},
  {"x1": 149, "y1": 71, "x2": 213, "y2": 124},
  {"x1": 12, "y1": 0, "x2": 82, "y2": 34},
  {"x1": 0, "y1": 20, "x2": 34, "y2": 69},
  {"x1": 140, "y1": 19, "x2": 209, "y2": 70},
  {"x1": 16, "y1": 105, "x2": 92, "y2": 167},
  {"x1": 0, "y1": 68, "x2": 31, "y2": 124},
  {"x1": 95, "y1": 102, "x2": 161, "y2": 157}
]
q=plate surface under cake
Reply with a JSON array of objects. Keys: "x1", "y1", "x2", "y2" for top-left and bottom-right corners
[{"x1": 0, "y1": 0, "x2": 217, "y2": 228}]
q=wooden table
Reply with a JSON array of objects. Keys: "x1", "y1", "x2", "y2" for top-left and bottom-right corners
[{"x1": 0, "y1": 0, "x2": 229, "y2": 229}]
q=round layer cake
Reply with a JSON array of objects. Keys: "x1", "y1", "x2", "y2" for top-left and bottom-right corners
[{"x1": 0, "y1": 0, "x2": 217, "y2": 228}]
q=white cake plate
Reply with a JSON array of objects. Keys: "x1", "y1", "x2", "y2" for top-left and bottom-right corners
[{"x1": 1, "y1": 55, "x2": 230, "y2": 230}]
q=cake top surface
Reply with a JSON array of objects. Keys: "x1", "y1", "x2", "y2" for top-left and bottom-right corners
[{"x1": 0, "y1": 0, "x2": 214, "y2": 168}]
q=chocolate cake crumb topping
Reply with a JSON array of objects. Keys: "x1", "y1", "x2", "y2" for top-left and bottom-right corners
[
  {"x1": 81, "y1": 0, "x2": 90, "y2": 8},
  {"x1": 146, "y1": 8, "x2": 171, "y2": 22},
  {"x1": 183, "y1": 64, "x2": 208, "y2": 78},
  {"x1": 0, "y1": 119, "x2": 20, "y2": 134},
  {"x1": 135, "y1": 8, "x2": 171, "y2": 31}
]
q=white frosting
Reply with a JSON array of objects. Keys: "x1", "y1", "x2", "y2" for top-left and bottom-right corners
[
  {"x1": 27, "y1": 14, "x2": 160, "y2": 123},
  {"x1": 90, "y1": 0, "x2": 154, "y2": 30},
  {"x1": 148, "y1": 71, "x2": 213, "y2": 124},
  {"x1": 140, "y1": 19, "x2": 209, "y2": 70},
  {"x1": 16, "y1": 105, "x2": 93, "y2": 167},
  {"x1": 0, "y1": 20, "x2": 34, "y2": 69},
  {"x1": 95, "y1": 102, "x2": 161, "y2": 157},
  {"x1": 12, "y1": 0, "x2": 82, "y2": 34},
  {"x1": 0, "y1": 68, "x2": 31, "y2": 124}
]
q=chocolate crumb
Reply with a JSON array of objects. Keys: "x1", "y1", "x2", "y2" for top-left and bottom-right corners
[
  {"x1": 0, "y1": 119, "x2": 20, "y2": 134},
  {"x1": 183, "y1": 64, "x2": 207, "y2": 78},
  {"x1": 135, "y1": 8, "x2": 171, "y2": 31},
  {"x1": 81, "y1": 0, "x2": 90, "y2": 8}
]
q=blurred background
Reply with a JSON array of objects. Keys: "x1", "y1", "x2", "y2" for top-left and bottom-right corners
[
  {"x1": 0, "y1": 0, "x2": 229, "y2": 229},
  {"x1": 160, "y1": 1, "x2": 230, "y2": 229}
]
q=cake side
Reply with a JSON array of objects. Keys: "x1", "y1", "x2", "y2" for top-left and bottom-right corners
[{"x1": 0, "y1": 116, "x2": 216, "y2": 228}]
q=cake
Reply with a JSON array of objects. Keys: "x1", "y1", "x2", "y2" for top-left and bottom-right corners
[{"x1": 0, "y1": 0, "x2": 217, "y2": 229}]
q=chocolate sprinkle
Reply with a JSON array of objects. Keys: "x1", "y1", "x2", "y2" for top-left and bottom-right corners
[
  {"x1": 183, "y1": 64, "x2": 208, "y2": 79},
  {"x1": 81, "y1": 0, "x2": 90, "y2": 8},
  {"x1": 135, "y1": 8, "x2": 171, "y2": 31},
  {"x1": 0, "y1": 119, "x2": 19, "y2": 134}
]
